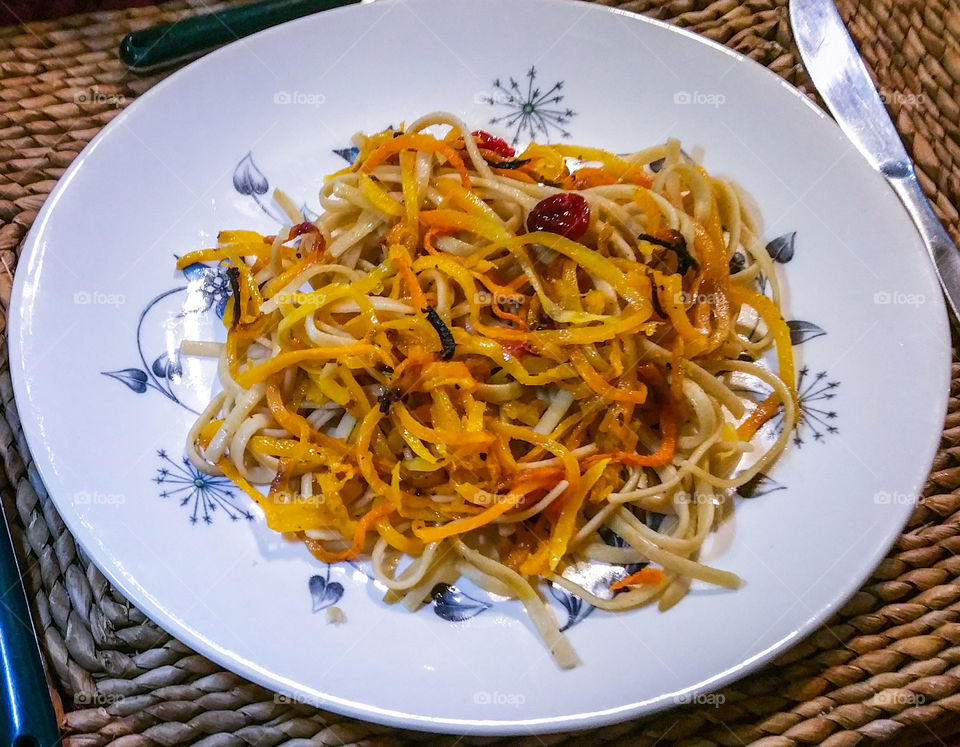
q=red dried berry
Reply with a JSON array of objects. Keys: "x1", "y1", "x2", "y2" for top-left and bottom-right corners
[
  {"x1": 526, "y1": 193, "x2": 591, "y2": 240},
  {"x1": 471, "y1": 130, "x2": 515, "y2": 158}
]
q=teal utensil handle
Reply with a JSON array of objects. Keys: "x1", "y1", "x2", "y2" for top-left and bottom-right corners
[
  {"x1": 0, "y1": 505, "x2": 60, "y2": 747},
  {"x1": 120, "y1": 0, "x2": 361, "y2": 73}
]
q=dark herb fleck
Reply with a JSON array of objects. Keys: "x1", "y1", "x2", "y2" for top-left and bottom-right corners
[
  {"x1": 638, "y1": 230, "x2": 698, "y2": 275},
  {"x1": 226, "y1": 267, "x2": 241, "y2": 323},
  {"x1": 378, "y1": 387, "x2": 402, "y2": 414},
  {"x1": 488, "y1": 158, "x2": 531, "y2": 170},
  {"x1": 423, "y1": 305, "x2": 456, "y2": 360}
]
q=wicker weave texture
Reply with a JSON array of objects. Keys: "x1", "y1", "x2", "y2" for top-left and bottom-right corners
[{"x1": 1, "y1": 0, "x2": 959, "y2": 744}]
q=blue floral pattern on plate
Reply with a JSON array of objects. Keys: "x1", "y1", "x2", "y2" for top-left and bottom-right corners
[
  {"x1": 154, "y1": 449, "x2": 252, "y2": 524},
  {"x1": 480, "y1": 66, "x2": 576, "y2": 145}
]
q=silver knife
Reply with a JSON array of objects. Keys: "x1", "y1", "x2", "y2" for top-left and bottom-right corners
[{"x1": 790, "y1": 0, "x2": 960, "y2": 321}]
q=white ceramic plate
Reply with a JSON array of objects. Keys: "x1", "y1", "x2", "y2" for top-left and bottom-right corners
[{"x1": 10, "y1": 0, "x2": 950, "y2": 734}]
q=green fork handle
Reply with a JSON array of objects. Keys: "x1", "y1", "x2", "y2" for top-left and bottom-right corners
[{"x1": 120, "y1": 0, "x2": 361, "y2": 73}]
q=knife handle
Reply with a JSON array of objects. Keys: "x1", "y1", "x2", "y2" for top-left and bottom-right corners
[
  {"x1": 0, "y1": 504, "x2": 60, "y2": 747},
  {"x1": 888, "y1": 173, "x2": 960, "y2": 322},
  {"x1": 120, "y1": 0, "x2": 360, "y2": 73}
]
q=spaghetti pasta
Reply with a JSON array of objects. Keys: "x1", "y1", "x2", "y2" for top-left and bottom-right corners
[{"x1": 182, "y1": 113, "x2": 797, "y2": 668}]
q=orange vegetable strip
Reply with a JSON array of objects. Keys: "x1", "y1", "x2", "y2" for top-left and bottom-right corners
[
  {"x1": 389, "y1": 246, "x2": 428, "y2": 309},
  {"x1": 307, "y1": 502, "x2": 395, "y2": 562},
  {"x1": 610, "y1": 567, "x2": 665, "y2": 591},
  {"x1": 361, "y1": 133, "x2": 471, "y2": 188},
  {"x1": 375, "y1": 517, "x2": 425, "y2": 555},
  {"x1": 737, "y1": 394, "x2": 780, "y2": 441},
  {"x1": 546, "y1": 458, "x2": 609, "y2": 570},
  {"x1": 265, "y1": 379, "x2": 349, "y2": 456},
  {"x1": 422, "y1": 226, "x2": 453, "y2": 255},
  {"x1": 634, "y1": 189, "x2": 663, "y2": 235},
  {"x1": 412, "y1": 496, "x2": 517, "y2": 542},
  {"x1": 569, "y1": 349, "x2": 647, "y2": 404},
  {"x1": 234, "y1": 344, "x2": 378, "y2": 388},
  {"x1": 586, "y1": 401, "x2": 677, "y2": 468},
  {"x1": 728, "y1": 283, "x2": 797, "y2": 411}
]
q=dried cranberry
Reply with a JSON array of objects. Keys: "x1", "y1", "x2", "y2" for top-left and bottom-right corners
[
  {"x1": 471, "y1": 130, "x2": 515, "y2": 158},
  {"x1": 526, "y1": 193, "x2": 591, "y2": 239},
  {"x1": 288, "y1": 221, "x2": 318, "y2": 238}
]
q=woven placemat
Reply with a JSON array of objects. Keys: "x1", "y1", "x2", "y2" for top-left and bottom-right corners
[{"x1": 1, "y1": 0, "x2": 959, "y2": 744}]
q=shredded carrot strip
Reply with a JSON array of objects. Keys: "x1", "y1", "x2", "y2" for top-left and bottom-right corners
[
  {"x1": 569, "y1": 349, "x2": 647, "y2": 404},
  {"x1": 307, "y1": 502, "x2": 395, "y2": 562},
  {"x1": 412, "y1": 497, "x2": 517, "y2": 543},
  {"x1": 389, "y1": 245, "x2": 428, "y2": 309},
  {"x1": 422, "y1": 226, "x2": 452, "y2": 254},
  {"x1": 610, "y1": 568, "x2": 665, "y2": 591},
  {"x1": 737, "y1": 394, "x2": 781, "y2": 440},
  {"x1": 586, "y1": 401, "x2": 677, "y2": 468}
]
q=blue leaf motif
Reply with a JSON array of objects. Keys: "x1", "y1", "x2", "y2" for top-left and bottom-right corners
[
  {"x1": 151, "y1": 352, "x2": 182, "y2": 379},
  {"x1": 233, "y1": 152, "x2": 269, "y2": 197},
  {"x1": 182, "y1": 262, "x2": 206, "y2": 281},
  {"x1": 431, "y1": 583, "x2": 490, "y2": 621},
  {"x1": 787, "y1": 320, "x2": 826, "y2": 345},
  {"x1": 547, "y1": 583, "x2": 595, "y2": 631},
  {"x1": 766, "y1": 232, "x2": 796, "y2": 263},
  {"x1": 102, "y1": 368, "x2": 148, "y2": 394},
  {"x1": 737, "y1": 472, "x2": 785, "y2": 498},
  {"x1": 333, "y1": 146, "x2": 360, "y2": 164},
  {"x1": 309, "y1": 572, "x2": 344, "y2": 612}
]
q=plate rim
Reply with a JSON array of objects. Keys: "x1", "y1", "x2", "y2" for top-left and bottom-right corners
[{"x1": 8, "y1": 0, "x2": 952, "y2": 734}]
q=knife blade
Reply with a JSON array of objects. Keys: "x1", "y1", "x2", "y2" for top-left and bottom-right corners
[{"x1": 790, "y1": 0, "x2": 960, "y2": 321}]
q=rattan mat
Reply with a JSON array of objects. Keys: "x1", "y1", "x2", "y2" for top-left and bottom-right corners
[{"x1": 1, "y1": 0, "x2": 959, "y2": 744}]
